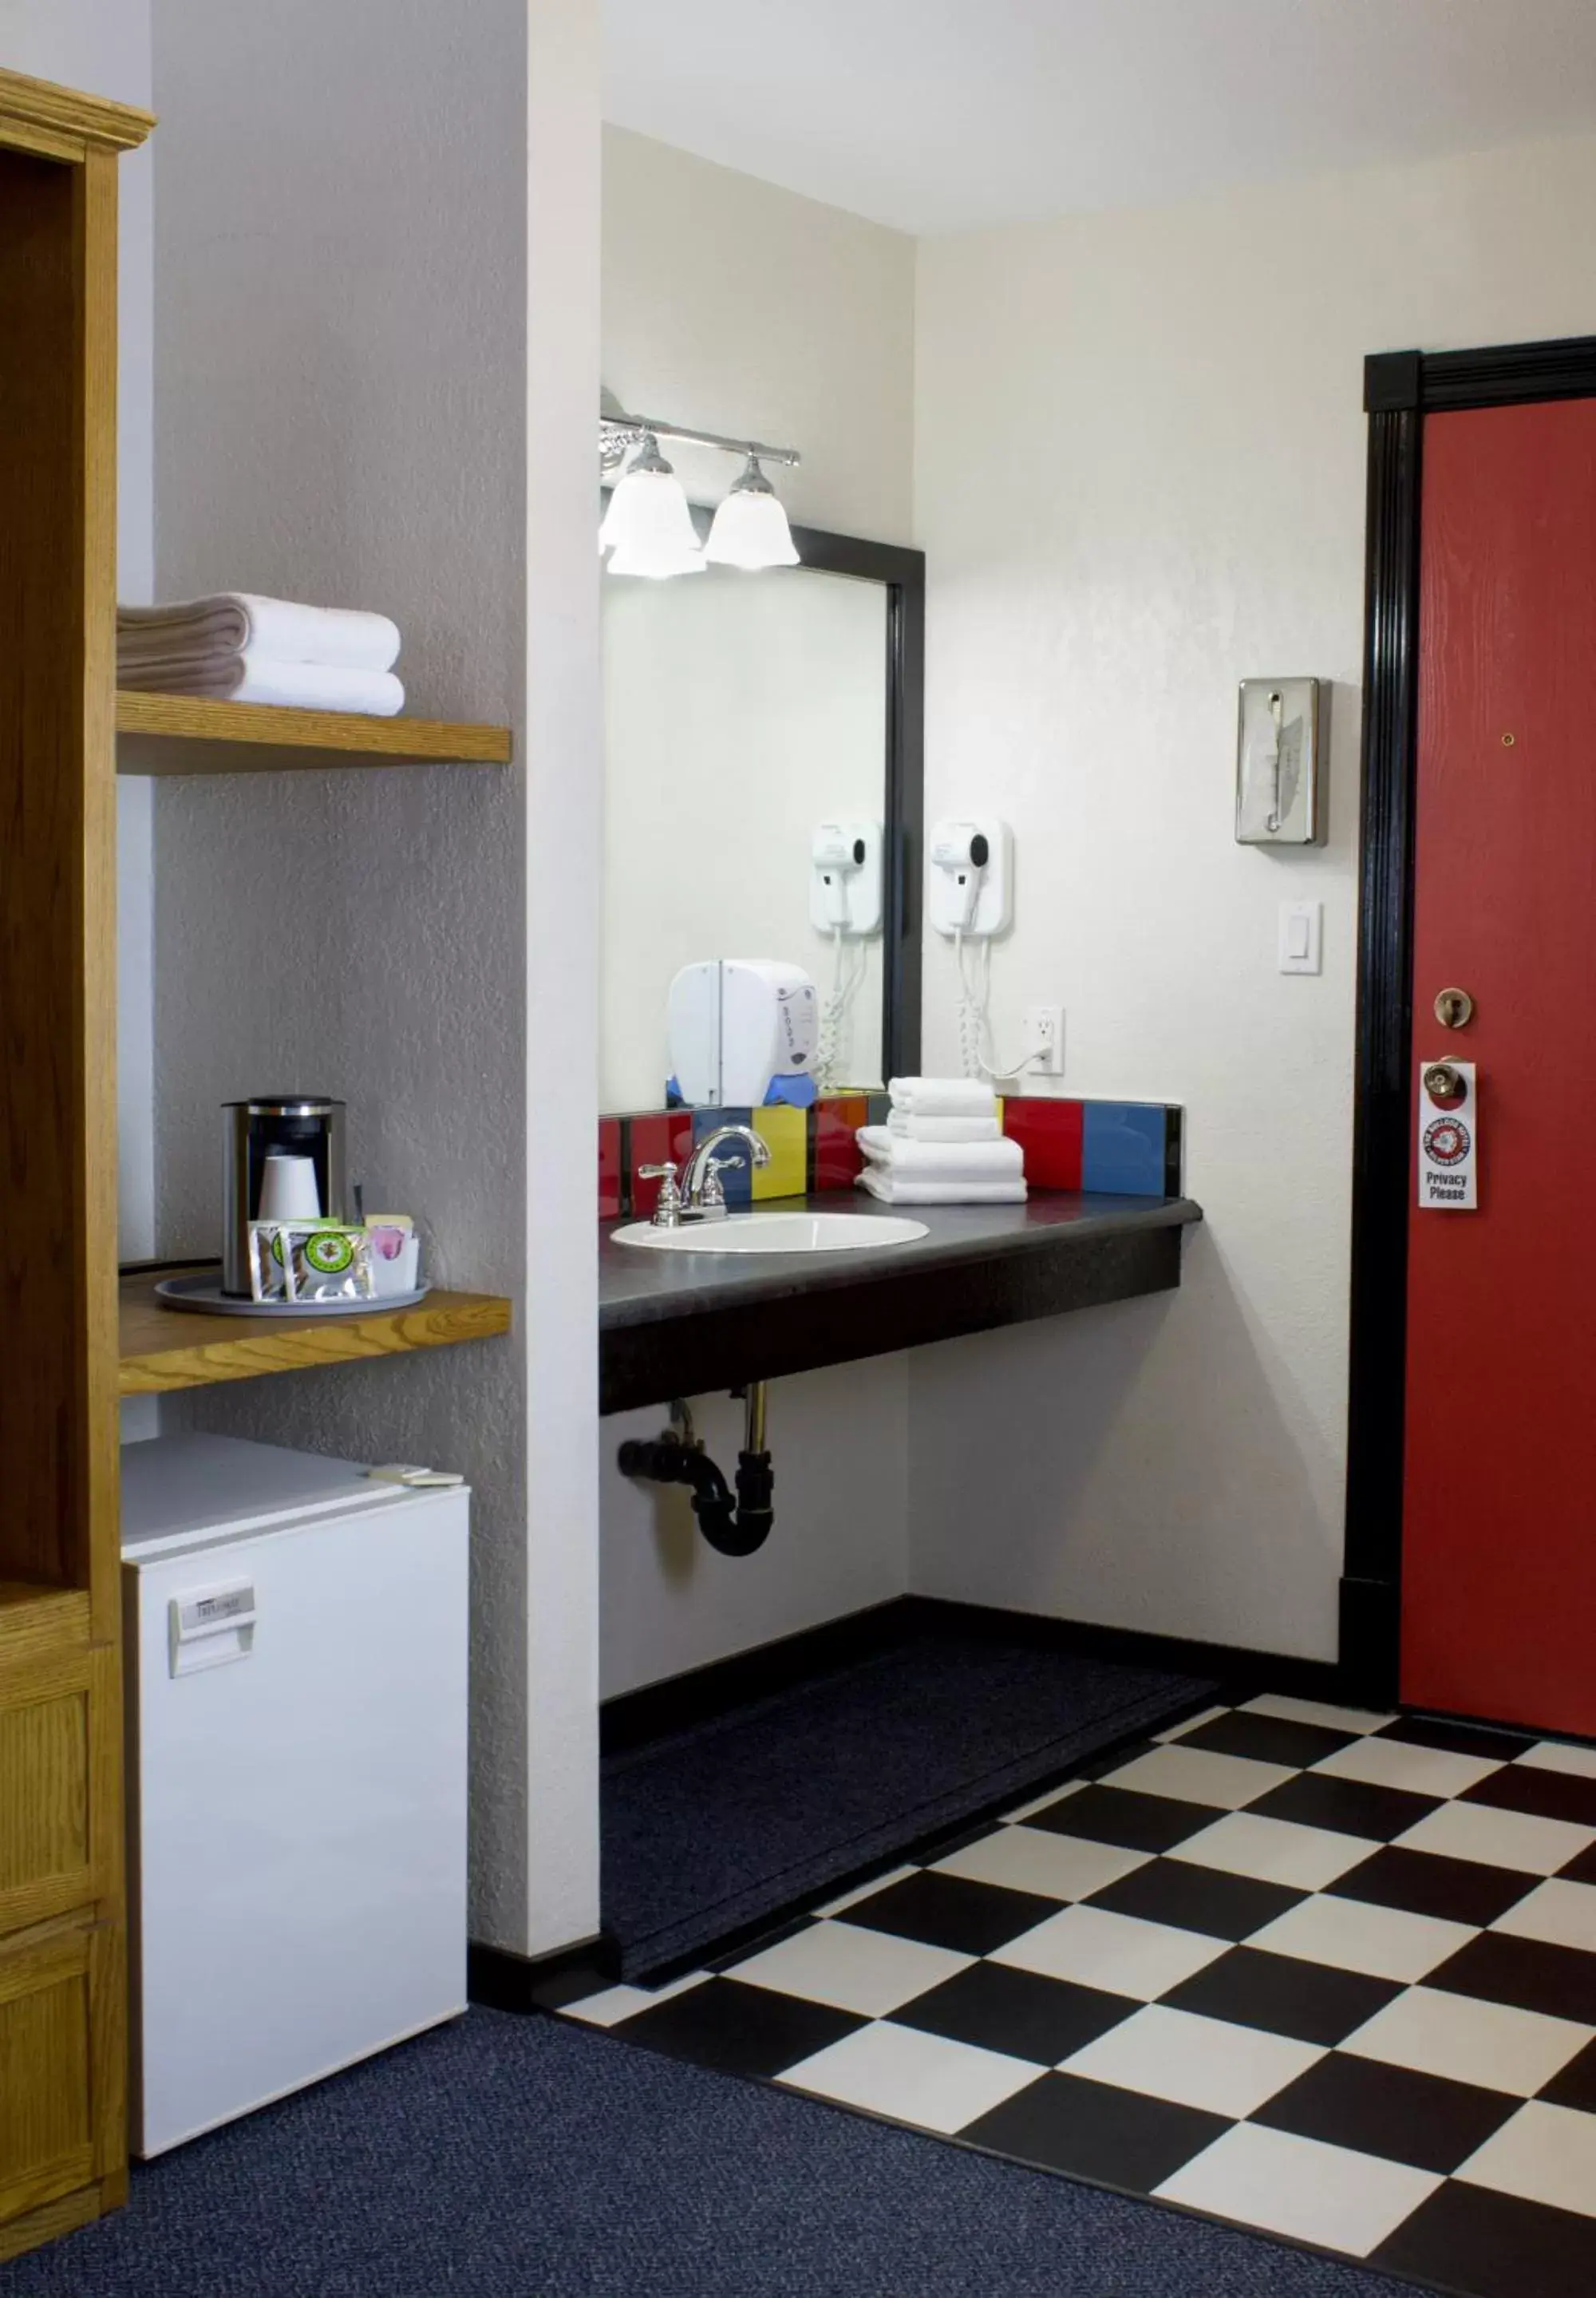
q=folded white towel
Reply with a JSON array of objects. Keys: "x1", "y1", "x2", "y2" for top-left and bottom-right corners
[
  {"x1": 857, "y1": 1125, "x2": 1024, "y2": 1181},
  {"x1": 118, "y1": 657, "x2": 405, "y2": 717},
  {"x1": 887, "y1": 1076, "x2": 996, "y2": 1118},
  {"x1": 859, "y1": 1169, "x2": 1027, "y2": 1205},
  {"x1": 887, "y1": 1111, "x2": 1001, "y2": 1144},
  {"x1": 118, "y1": 593, "x2": 401, "y2": 673}
]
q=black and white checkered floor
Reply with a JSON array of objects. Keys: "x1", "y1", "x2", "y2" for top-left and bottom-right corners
[{"x1": 565, "y1": 1695, "x2": 1596, "y2": 2297}]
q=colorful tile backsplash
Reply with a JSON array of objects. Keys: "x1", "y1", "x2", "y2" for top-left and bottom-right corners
[{"x1": 601, "y1": 1094, "x2": 1183, "y2": 1220}]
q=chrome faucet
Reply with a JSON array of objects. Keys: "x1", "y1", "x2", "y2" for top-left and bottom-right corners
[{"x1": 644, "y1": 1123, "x2": 771, "y2": 1228}]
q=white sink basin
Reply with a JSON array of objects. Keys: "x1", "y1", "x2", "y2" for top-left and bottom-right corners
[{"x1": 611, "y1": 1212, "x2": 930, "y2": 1254}]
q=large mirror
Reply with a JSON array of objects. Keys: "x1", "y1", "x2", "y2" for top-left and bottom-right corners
[{"x1": 601, "y1": 524, "x2": 923, "y2": 1113}]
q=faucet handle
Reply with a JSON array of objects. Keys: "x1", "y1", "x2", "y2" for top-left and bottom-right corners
[{"x1": 638, "y1": 1160, "x2": 682, "y2": 1227}]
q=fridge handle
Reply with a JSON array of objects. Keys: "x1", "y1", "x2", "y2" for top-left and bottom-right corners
[{"x1": 168, "y1": 1582, "x2": 257, "y2": 1677}]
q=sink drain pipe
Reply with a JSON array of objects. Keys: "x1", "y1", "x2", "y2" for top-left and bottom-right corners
[{"x1": 618, "y1": 1386, "x2": 775, "y2": 1557}]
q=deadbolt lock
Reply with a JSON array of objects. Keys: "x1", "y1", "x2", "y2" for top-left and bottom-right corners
[
  {"x1": 1423, "y1": 1062, "x2": 1464, "y2": 1102},
  {"x1": 1434, "y1": 987, "x2": 1475, "y2": 1030}
]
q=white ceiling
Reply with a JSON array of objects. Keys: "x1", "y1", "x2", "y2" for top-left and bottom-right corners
[{"x1": 602, "y1": 0, "x2": 1596, "y2": 235}]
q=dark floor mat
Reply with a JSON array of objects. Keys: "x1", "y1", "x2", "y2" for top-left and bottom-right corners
[
  {"x1": 602, "y1": 1630, "x2": 1212, "y2": 1976},
  {"x1": 0, "y1": 2011, "x2": 1408, "y2": 2298}
]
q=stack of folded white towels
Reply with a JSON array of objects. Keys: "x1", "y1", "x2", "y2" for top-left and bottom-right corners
[
  {"x1": 117, "y1": 593, "x2": 405, "y2": 716},
  {"x1": 856, "y1": 1077, "x2": 1026, "y2": 1204}
]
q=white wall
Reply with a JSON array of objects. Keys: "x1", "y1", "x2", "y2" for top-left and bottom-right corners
[
  {"x1": 1, "y1": 1, "x2": 157, "y2": 1272},
  {"x1": 910, "y1": 130, "x2": 1596, "y2": 1659},
  {"x1": 603, "y1": 127, "x2": 915, "y2": 544},
  {"x1": 150, "y1": 0, "x2": 602, "y2": 1956},
  {"x1": 600, "y1": 128, "x2": 917, "y2": 1694},
  {"x1": 603, "y1": 567, "x2": 887, "y2": 1108}
]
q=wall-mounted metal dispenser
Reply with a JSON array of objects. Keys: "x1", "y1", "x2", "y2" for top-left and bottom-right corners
[{"x1": 1235, "y1": 678, "x2": 1325, "y2": 844}]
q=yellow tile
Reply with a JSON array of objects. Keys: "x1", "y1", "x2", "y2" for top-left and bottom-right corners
[{"x1": 753, "y1": 1104, "x2": 808, "y2": 1200}]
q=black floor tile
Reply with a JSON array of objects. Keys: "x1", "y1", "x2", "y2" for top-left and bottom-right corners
[
  {"x1": 1328, "y1": 1844, "x2": 1539, "y2": 1928},
  {"x1": 1463, "y1": 1762, "x2": 1596, "y2": 1829},
  {"x1": 608, "y1": 1976, "x2": 866, "y2": 2078},
  {"x1": 1426, "y1": 1929, "x2": 1596, "y2": 2027},
  {"x1": 1024, "y1": 1783, "x2": 1216, "y2": 1854},
  {"x1": 1377, "y1": 1714, "x2": 1535, "y2": 1762},
  {"x1": 842, "y1": 1870, "x2": 1057, "y2": 1956},
  {"x1": 1160, "y1": 1945, "x2": 1403, "y2": 2045},
  {"x1": 1247, "y1": 1770, "x2": 1440, "y2": 1845},
  {"x1": 893, "y1": 1961, "x2": 1136, "y2": 2066},
  {"x1": 1540, "y1": 2036, "x2": 1596, "y2": 2111},
  {"x1": 1250, "y1": 2051, "x2": 1519, "y2": 2173},
  {"x1": 1073, "y1": 1735, "x2": 1161, "y2": 1780},
  {"x1": 1558, "y1": 1840, "x2": 1596, "y2": 1885},
  {"x1": 1178, "y1": 1711, "x2": 1356, "y2": 1771},
  {"x1": 1084, "y1": 1856, "x2": 1304, "y2": 1942},
  {"x1": 961, "y1": 2070, "x2": 1229, "y2": 2193},
  {"x1": 1374, "y1": 2177, "x2": 1596, "y2": 2298}
]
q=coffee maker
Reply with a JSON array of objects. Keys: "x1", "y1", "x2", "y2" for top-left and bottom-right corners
[{"x1": 222, "y1": 1098, "x2": 347, "y2": 1295}]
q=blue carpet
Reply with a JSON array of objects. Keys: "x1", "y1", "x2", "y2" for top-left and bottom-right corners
[
  {"x1": 0, "y1": 2011, "x2": 1413, "y2": 2298},
  {"x1": 603, "y1": 1632, "x2": 1213, "y2": 1976}
]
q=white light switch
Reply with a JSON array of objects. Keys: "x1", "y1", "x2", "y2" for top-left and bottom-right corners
[{"x1": 1278, "y1": 900, "x2": 1322, "y2": 975}]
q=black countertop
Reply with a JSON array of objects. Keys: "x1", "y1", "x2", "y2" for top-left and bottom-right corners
[{"x1": 599, "y1": 1189, "x2": 1202, "y2": 1414}]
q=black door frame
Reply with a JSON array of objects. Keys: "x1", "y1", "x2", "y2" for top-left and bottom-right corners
[{"x1": 1342, "y1": 330, "x2": 1596, "y2": 1703}]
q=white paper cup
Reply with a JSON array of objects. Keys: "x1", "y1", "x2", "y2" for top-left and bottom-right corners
[{"x1": 258, "y1": 1152, "x2": 322, "y2": 1222}]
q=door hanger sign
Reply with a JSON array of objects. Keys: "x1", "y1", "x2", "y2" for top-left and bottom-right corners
[{"x1": 1416, "y1": 1059, "x2": 1478, "y2": 1211}]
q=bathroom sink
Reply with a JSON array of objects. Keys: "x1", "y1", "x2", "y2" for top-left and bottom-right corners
[{"x1": 611, "y1": 1212, "x2": 929, "y2": 1254}]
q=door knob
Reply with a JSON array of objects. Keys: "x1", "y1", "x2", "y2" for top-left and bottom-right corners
[
  {"x1": 1434, "y1": 987, "x2": 1475, "y2": 1030},
  {"x1": 1423, "y1": 1062, "x2": 1464, "y2": 1102}
]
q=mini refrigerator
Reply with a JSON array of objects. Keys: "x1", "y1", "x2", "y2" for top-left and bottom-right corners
[{"x1": 121, "y1": 1434, "x2": 469, "y2": 2157}]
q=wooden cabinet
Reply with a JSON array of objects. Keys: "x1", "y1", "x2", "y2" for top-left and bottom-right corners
[{"x1": 0, "y1": 66, "x2": 152, "y2": 2261}]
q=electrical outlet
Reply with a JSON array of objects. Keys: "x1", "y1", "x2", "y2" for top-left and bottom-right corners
[{"x1": 1022, "y1": 1003, "x2": 1064, "y2": 1076}]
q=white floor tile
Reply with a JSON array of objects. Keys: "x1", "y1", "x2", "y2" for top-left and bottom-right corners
[
  {"x1": 1491, "y1": 1877, "x2": 1596, "y2": 1953},
  {"x1": 815, "y1": 1866, "x2": 921, "y2": 1917},
  {"x1": 1002, "y1": 1781, "x2": 1085, "y2": 1825},
  {"x1": 1167, "y1": 1810, "x2": 1375, "y2": 1891},
  {"x1": 1341, "y1": 1983, "x2": 1594, "y2": 2098},
  {"x1": 1060, "y1": 2003, "x2": 1324, "y2": 2118},
  {"x1": 1456, "y1": 2099, "x2": 1596, "y2": 2220},
  {"x1": 1311, "y1": 1734, "x2": 1506, "y2": 1800},
  {"x1": 726, "y1": 1920, "x2": 973, "y2": 2019},
  {"x1": 1395, "y1": 1798, "x2": 1596, "y2": 1877},
  {"x1": 779, "y1": 2019, "x2": 1040, "y2": 2134},
  {"x1": 933, "y1": 1823, "x2": 1149, "y2": 1902},
  {"x1": 1100, "y1": 1742, "x2": 1294, "y2": 1811},
  {"x1": 1518, "y1": 1740, "x2": 1596, "y2": 1780},
  {"x1": 1154, "y1": 1704, "x2": 1230, "y2": 1743},
  {"x1": 560, "y1": 1972, "x2": 708, "y2": 2027},
  {"x1": 1242, "y1": 1693, "x2": 1395, "y2": 1736},
  {"x1": 1156, "y1": 2124, "x2": 1441, "y2": 2258},
  {"x1": 1246, "y1": 1893, "x2": 1478, "y2": 1983},
  {"x1": 990, "y1": 1901, "x2": 1229, "y2": 1999}
]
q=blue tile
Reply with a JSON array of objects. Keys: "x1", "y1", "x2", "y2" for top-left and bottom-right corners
[
  {"x1": 1081, "y1": 1103, "x2": 1167, "y2": 1197},
  {"x1": 691, "y1": 1107, "x2": 755, "y2": 1206}
]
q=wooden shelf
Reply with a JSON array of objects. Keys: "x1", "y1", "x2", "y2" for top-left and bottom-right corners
[
  {"x1": 115, "y1": 690, "x2": 512, "y2": 775},
  {"x1": 119, "y1": 1268, "x2": 512, "y2": 1394}
]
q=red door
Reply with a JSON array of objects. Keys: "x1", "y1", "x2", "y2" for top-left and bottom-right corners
[{"x1": 1401, "y1": 397, "x2": 1596, "y2": 1736}]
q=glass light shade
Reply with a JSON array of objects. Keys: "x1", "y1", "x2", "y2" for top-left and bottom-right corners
[
  {"x1": 598, "y1": 435, "x2": 703, "y2": 570},
  {"x1": 606, "y1": 540, "x2": 707, "y2": 578},
  {"x1": 704, "y1": 460, "x2": 800, "y2": 570}
]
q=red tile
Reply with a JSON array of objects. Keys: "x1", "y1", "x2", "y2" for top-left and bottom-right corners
[
  {"x1": 815, "y1": 1095, "x2": 867, "y2": 1191},
  {"x1": 598, "y1": 1117, "x2": 622, "y2": 1218},
  {"x1": 1002, "y1": 1096, "x2": 1084, "y2": 1190},
  {"x1": 628, "y1": 1110, "x2": 694, "y2": 1218}
]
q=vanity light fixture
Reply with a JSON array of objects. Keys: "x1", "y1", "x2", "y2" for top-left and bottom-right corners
[
  {"x1": 597, "y1": 432, "x2": 705, "y2": 578},
  {"x1": 705, "y1": 455, "x2": 800, "y2": 571},
  {"x1": 599, "y1": 396, "x2": 802, "y2": 576}
]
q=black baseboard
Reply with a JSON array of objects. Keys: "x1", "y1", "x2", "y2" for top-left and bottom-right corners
[
  {"x1": 1338, "y1": 1574, "x2": 1400, "y2": 1708},
  {"x1": 467, "y1": 1935, "x2": 614, "y2": 2015},
  {"x1": 601, "y1": 1598, "x2": 916, "y2": 1755},
  {"x1": 600, "y1": 1592, "x2": 1350, "y2": 1759}
]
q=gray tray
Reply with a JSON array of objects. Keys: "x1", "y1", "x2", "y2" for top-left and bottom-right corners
[{"x1": 154, "y1": 1272, "x2": 431, "y2": 1318}]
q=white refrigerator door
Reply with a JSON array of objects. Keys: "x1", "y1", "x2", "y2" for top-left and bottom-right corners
[{"x1": 129, "y1": 1486, "x2": 468, "y2": 2155}]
